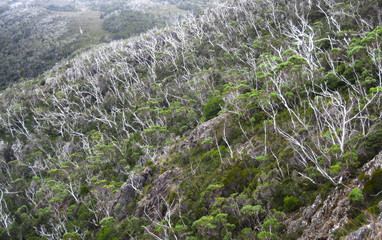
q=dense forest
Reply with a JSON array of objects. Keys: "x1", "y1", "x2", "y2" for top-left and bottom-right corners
[{"x1": 1, "y1": 0, "x2": 382, "y2": 239}]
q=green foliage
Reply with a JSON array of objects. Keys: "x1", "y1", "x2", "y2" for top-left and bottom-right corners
[
  {"x1": 46, "y1": 4, "x2": 77, "y2": 12},
  {"x1": 241, "y1": 205, "x2": 264, "y2": 216},
  {"x1": 1, "y1": 1, "x2": 382, "y2": 240},
  {"x1": 202, "y1": 137, "x2": 214, "y2": 145},
  {"x1": 348, "y1": 188, "x2": 364, "y2": 202},
  {"x1": 283, "y1": 196, "x2": 300, "y2": 212},
  {"x1": 80, "y1": 184, "x2": 90, "y2": 196},
  {"x1": 102, "y1": 9, "x2": 167, "y2": 39},
  {"x1": 262, "y1": 218, "x2": 280, "y2": 231},
  {"x1": 62, "y1": 232, "x2": 81, "y2": 240},
  {"x1": 257, "y1": 231, "x2": 277, "y2": 240},
  {"x1": 192, "y1": 213, "x2": 235, "y2": 239},
  {"x1": 97, "y1": 217, "x2": 118, "y2": 240},
  {"x1": 192, "y1": 215, "x2": 217, "y2": 234},
  {"x1": 203, "y1": 95, "x2": 224, "y2": 121},
  {"x1": 322, "y1": 71, "x2": 343, "y2": 90},
  {"x1": 255, "y1": 156, "x2": 268, "y2": 161},
  {"x1": 363, "y1": 169, "x2": 382, "y2": 197},
  {"x1": 120, "y1": 217, "x2": 149, "y2": 238},
  {"x1": 341, "y1": 150, "x2": 358, "y2": 168}
]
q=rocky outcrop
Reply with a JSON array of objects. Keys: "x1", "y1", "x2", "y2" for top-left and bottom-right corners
[
  {"x1": 343, "y1": 216, "x2": 382, "y2": 240},
  {"x1": 285, "y1": 151, "x2": 382, "y2": 240},
  {"x1": 113, "y1": 168, "x2": 152, "y2": 219},
  {"x1": 0, "y1": 141, "x2": 7, "y2": 163},
  {"x1": 342, "y1": 201, "x2": 382, "y2": 240},
  {"x1": 357, "y1": 121, "x2": 382, "y2": 164},
  {"x1": 137, "y1": 167, "x2": 183, "y2": 220},
  {"x1": 119, "y1": 171, "x2": 150, "y2": 204},
  {"x1": 285, "y1": 185, "x2": 352, "y2": 240},
  {"x1": 360, "y1": 149, "x2": 382, "y2": 176},
  {"x1": 180, "y1": 113, "x2": 229, "y2": 151},
  {"x1": 344, "y1": 208, "x2": 382, "y2": 240}
]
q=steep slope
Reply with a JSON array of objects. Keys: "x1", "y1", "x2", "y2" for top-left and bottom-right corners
[{"x1": 0, "y1": 0, "x2": 382, "y2": 239}]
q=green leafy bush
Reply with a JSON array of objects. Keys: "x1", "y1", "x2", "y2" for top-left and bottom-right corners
[
  {"x1": 262, "y1": 218, "x2": 279, "y2": 231},
  {"x1": 97, "y1": 217, "x2": 118, "y2": 240},
  {"x1": 62, "y1": 232, "x2": 81, "y2": 240},
  {"x1": 203, "y1": 95, "x2": 224, "y2": 121},
  {"x1": 348, "y1": 188, "x2": 364, "y2": 202},
  {"x1": 258, "y1": 231, "x2": 277, "y2": 240},
  {"x1": 283, "y1": 196, "x2": 300, "y2": 212}
]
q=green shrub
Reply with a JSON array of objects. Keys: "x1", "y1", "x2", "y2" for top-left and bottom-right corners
[
  {"x1": 97, "y1": 217, "x2": 118, "y2": 240},
  {"x1": 120, "y1": 217, "x2": 148, "y2": 238},
  {"x1": 223, "y1": 231, "x2": 232, "y2": 240},
  {"x1": 283, "y1": 196, "x2": 300, "y2": 212},
  {"x1": 80, "y1": 184, "x2": 90, "y2": 196},
  {"x1": 358, "y1": 122, "x2": 382, "y2": 164},
  {"x1": 203, "y1": 95, "x2": 224, "y2": 121},
  {"x1": 363, "y1": 169, "x2": 382, "y2": 196},
  {"x1": 348, "y1": 188, "x2": 364, "y2": 202},
  {"x1": 241, "y1": 205, "x2": 264, "y2": 216},
  {"x1": 262, "y1": 218, "x2": 279, "y2": 231},
  {"x1": 364, "y1": 124, "x2": 382, "y2": 153},
  {"x1": 62, "y1": 232, "x2": 81, "y2": 240},
  {"x1": 257, "y1": 231, "x2": 277, "y2": 240}
]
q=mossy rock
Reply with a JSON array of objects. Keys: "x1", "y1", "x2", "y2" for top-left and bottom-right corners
[
  {"x1": 357, "y1": 121, "x2": 382, "y2": 165},
  {"x1": 363, "y1": 169, "x2": 382, "y2": 197}
]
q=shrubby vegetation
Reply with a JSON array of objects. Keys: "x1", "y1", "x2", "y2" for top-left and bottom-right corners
[
  {"x1": 0, "y1": 0, "x2": 206, "y2": 90},
  {"x1": 0, "y1": 5, "x2": 77, "y2": 89},
  {"x1": 0, "y1": 0, "x2": 382, "y2": 239},
  {"x1": 102, "y1": 9, "x2": 167, "y2": 39},
  {"x1": 45, "y1": 4, "x2": 77, "y2": 12}
]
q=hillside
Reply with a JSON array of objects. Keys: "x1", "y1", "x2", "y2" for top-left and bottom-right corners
[
  {"x1": 0, "y1": 0, "x2": 382, "y2": 239},
  {"x1": 0, "y1": 0, "x2": 207, "y2": 90}
]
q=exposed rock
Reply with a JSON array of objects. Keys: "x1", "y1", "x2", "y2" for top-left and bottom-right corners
[
  {"x1": 379, "y1": 200, "x2": 382, "y2": 212},
  {"x1": 113, "y1": 168, "x2": 152, "y2": 219},
  {"x1": 361, "y1": 150, "x2": 382, "y2": 176},
  {"x1": 344, "y1": 225, "x2": 373, "y2": 240},
  {"x1": 180, "y1": 113, "x2": 229, "y2": 150},
  {"x1": 237, "y1": 137, "x2": 265, "y2": 160},
  {"x1": 302, "y1": 195, "x2": 322, "y2": 221},
  {"x1": 296, "y1": 187, "x2": 351, "y2": 240},
  {"x1": 283, "y1": 151, "x2": 382, "y2": 239},
  {"x1": 287, "y1": 218, "x2": 308, "y2": 233},
  {"x1": 343, "y1": 207, "x2": 382, "y2": 240},
  {"x1": 119, "y1": 175, "x2": 147, "y2": 203},
  {"x1": 343, "y1": 219, "x2": 382, "y2": 240},
  {"x1": 0, "y1": 140, "x2": 6, "y2": 163},
  {"x1": 137, "y1": 167, "x2": 183, "y2": 220}
]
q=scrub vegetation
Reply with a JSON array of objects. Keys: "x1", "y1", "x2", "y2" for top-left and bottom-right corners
[{"x1": 0, "y1": 0, "x2": 382, "y2": 239}]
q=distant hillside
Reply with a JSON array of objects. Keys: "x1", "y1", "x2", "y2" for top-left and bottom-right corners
[
  {"x1": 0, "y1": 0, "x2": 209, "y2": 90},
  {"x1": 0, "y1": 0, "x2": 382, "y2": 239}
]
